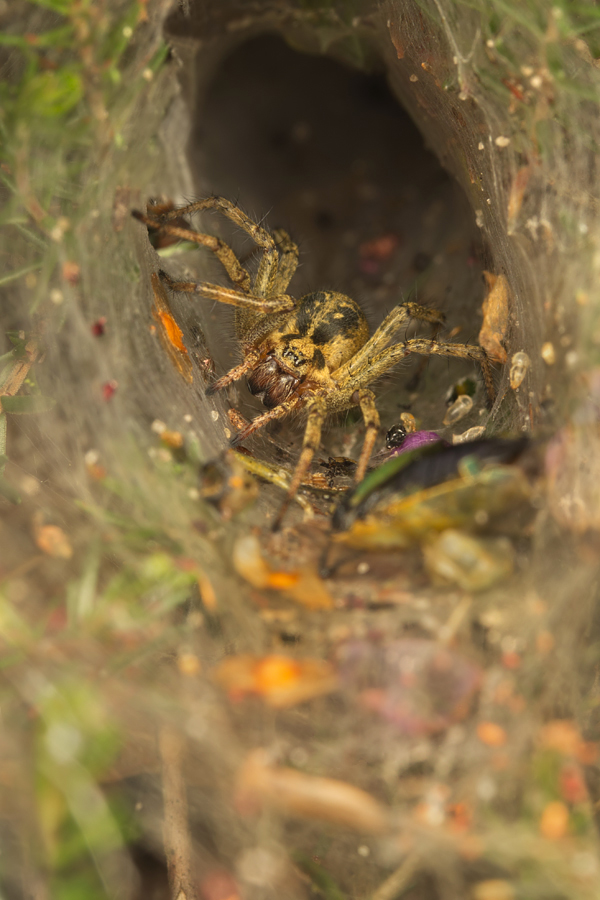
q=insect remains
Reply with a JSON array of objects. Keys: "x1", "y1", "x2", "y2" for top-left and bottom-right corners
[{"x1": 132, "y1": 197, "x2": 495, "y2": 528}]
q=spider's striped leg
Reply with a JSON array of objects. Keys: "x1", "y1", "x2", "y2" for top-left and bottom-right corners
[
  {"x1": 266, "y1": 228, "x2": 299, "y2": 295},
  {"x1": 158, "y1": 197, "x2": 282, "y2": 299},
  {"x1": 334, "y1": 304, "x2": 414, "y2": 384},
  {"x1": 354, "y1": 389, "x2": 380, "y2": 482},
  {"x1": 205, "y1": 348, "x2": 262, "y2": 396},
  {"x1": 333, "y1": 302, "x2": 445, "y2": 385},
  {"x1": 404, "y1": 337, "x2": 495, "y2": 403},
  {"x1": 159, "y1": 271, "x2": 295, "y2": 315},
  {"x1": 272, "y1": 397, "x2": 327, "y2": 531},
  {"x1": 229, "y1": 395, "x2": 302, "y2": 446},
  {"x1": 132, "y1": 211, "x2": 251, "y2": 290}
]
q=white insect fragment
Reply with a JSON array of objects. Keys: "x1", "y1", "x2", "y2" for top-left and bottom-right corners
[
  {"x1": 443, "y1": 394, "x2": 473, "y2": 426},
  {"x1": 452, "y1": 425, "x2": 486, "y2": 444},
  {"x1": 541, "y1": 342, "x2": 556, "y2": 366},
  {"x1": 509, "y1": 351, "x2": 530, "y2": 389}
]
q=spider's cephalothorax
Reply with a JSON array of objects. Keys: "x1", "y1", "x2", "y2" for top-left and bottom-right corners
[
  {"x1": 132, "y1": 197, "x2": 495, "y2": 528},
  {"x1": 245, "y1": 291, "x2": 369, "y2": 409}
]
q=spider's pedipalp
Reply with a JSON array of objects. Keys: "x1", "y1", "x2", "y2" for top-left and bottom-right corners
[{"x1": 403, "y1": 301, "x2": 446, "y2": 327}]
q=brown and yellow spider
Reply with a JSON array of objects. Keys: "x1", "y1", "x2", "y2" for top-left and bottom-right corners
[{"x1": 132, "y1": 197, "x2": 494, "y2": 528}]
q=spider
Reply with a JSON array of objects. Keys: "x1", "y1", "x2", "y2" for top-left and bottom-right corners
[{"x1": 132, "y1": 197, "x2": 495, "y2": 529}]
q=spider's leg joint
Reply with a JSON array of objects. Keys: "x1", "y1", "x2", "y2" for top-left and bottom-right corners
[
  {"x1": 158, "y1": 269, "x2": 174, "y2": 289},
  {"x1": 131, "y1": 209, "x2": 160, "y2": 228},
  {"x1": 229, "y1": 428, "x2": 252, "y2": 448}
]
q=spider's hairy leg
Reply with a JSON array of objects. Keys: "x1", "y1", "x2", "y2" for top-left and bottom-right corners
[
  {"x1": 336, "y1": 343, "x2": 409, "y2": 403},
  {"x1": 132, "y1": 210, "x2": 251, "y2": 291},
  {"x1": 156, "y1": 196, "x2": 282, "y2": 300},
  {"x1": 334, "y1": 304, "x2": 416, "y2": 383},
  {"x1": 354, "y1": 389, "x2": 380, "y2": 482},
  {"x1": 268, "y1": 228, "x2": 299, "y2": 295},
  {"x1": 205, "y1": 348, "x2": 262, "y2": 396},
  {"x1": 404, "y1": 337, "x2": 495, "y2": 403},
  {"x1": 159, "y1": 270, "x2": 295, "y2": 315},
  {"x1": 403, "y1": 302, "x2": 446, "y2": 327},
  {"x1": 229, "y1": 396, "x2": 302, "y2": 446},
  {"x1": 272, "y1": 398, "x2": 327, "y2": 531},
  {"x1": 158, "y1": 197, "x2": 276, "y2": 253},
  {"x1": 337, "y1": 336, "x2": 495, "y2": 408},
  {"x1": 334, "y1": 302, "x2": 446, "y2": 384}
]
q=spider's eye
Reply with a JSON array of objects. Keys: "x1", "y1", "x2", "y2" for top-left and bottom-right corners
[{"x1": 282, "y1": 347, "x2": 306, "y2": 368}]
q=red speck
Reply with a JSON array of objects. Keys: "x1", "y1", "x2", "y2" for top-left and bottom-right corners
[
  {"x1": 102, "y1": 380, "x2": 118, "y2": 401},
  {"x1": 560, "y1": 762, "x2": 588, "y2": 805},
  {"x1": 360, "y1": 233, "x2": 399, "y2": 262},
  {"x1": 91, "y1": 317, "x2": 107, "y2": 337},
  {"x1": 501, "y1": 651, "x2": 521, "y2": 670},
  {"x1": 200, "y1": 869, "x2": 241, "y2": 900},
  {"x1": 502, "y1": 78, "x2": 525, "y2": 103},
  {"x1": 358, "y1": 233, "x2": 400, "y2": 275},
  {"x1": 447, "y1": 801, "x2": 472, "y2": 831},
  {"x1": 46, "y1": 607, "x2": 68, "y2": 632}
]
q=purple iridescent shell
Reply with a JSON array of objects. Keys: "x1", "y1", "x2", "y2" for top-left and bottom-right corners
[{"x1": 390, "y1": 431, "x2": 443, "y2": 455}]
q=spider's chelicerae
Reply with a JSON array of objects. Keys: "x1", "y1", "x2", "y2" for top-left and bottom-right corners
[{"x1": 133, "y1": 197, "x2": 494, "y2": 528}]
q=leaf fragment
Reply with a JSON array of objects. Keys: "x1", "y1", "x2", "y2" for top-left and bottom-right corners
[{"x1": 479, "y1": 272, "x2": 511, "y2": 364}]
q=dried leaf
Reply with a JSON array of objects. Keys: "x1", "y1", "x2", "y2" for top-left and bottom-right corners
[
  {"x1": 213, "y1": 654, "x2": 338, "y2": 708},
  {"x1": 388, "y1": 18, "x2": 405, "y2": 58},
  {"x1": 233, "y1": 534, "x2": 333, "y2": 610},
  {"x1": 539, "y1": 801, "x2": 569, "y2": 840},
  {"x1": 476, "y1": 721, "x2": 507, "y2": 747},
  {"x1": 236, "y1": 749, "x2": 390, "y2": 834},
  {"x1": 33, "y1": 522, "x2": 73, "y2": 559},
  {"x1": 507, "y1": 166, "x2": 531, "y2": 232},
  {"x1": 151, "y1": 272, "x2": 193, "y2": 383},
  {"x1": 479, "y1": 272, "x2": 511, "y2": 364}
]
